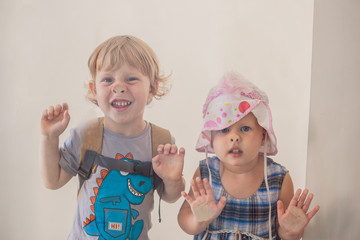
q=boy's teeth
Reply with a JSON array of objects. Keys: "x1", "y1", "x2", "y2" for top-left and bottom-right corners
[
  {"x1": 232, "y1": 149, "x2": 240, "y2": 153},
  {"x1": 113, "y1": 101, "x2": 131, "y2": 106}
]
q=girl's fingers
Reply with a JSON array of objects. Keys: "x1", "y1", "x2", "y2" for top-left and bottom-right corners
[
  {"x1": 289, "y1": 189, "x2": 302, "y2": 207},
  {"x1": 307, "y1": 205, "x2": 320, "y2": 220},
  {"x1": 181, "y1": 191, "x2": 193, "y2": 205},
  {"x1": 196, "y1": 177, "x2": 206, "y2": 196},
  {"x1": 302, "y1": 192, "x2": 314, "y2": 212},
  {"x1": 217, "y1": 196, "x2": 227, "y2": 211},
  {"x1": 297, "y1": 189, "x2": 309, "y2": 208},
  {"x1": 277, "y1": 200, "x2": 285, "y2": 219},
  {"x1": 203, "y1": 178, "x2": 213, "y2": 194},
  {"x1": 191, "y1": 179, "x2": 200, "y2": 198}
]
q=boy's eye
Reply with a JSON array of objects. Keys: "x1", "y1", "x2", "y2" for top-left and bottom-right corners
[
  {"x1": 127, "y1": 77, "x2": 138, "y2": 82},
  {"x1": 104, "y1": 78, "x2": 113, "y2": 83},
  {"x1": 241, "y1": 126, "x2": 251, "y2": 132},
  {"x1": 220, "y1": 128, "x2": 229, "y2": 133}
]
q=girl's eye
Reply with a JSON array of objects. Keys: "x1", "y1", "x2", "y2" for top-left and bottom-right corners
[
  {"x1": 104, "y1": 78, "x2": 113, "y2": 83},
  {"x1": 241, "y1": 126, "x2": 251, "y2": 132},
  {"x1": 220, "y1": 128, "x2": 229, "y2": 133}
]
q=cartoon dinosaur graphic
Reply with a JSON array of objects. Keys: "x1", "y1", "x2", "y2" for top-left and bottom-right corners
[{"x1": 83, "y1": 153, "x2": 153, "y2": 240}]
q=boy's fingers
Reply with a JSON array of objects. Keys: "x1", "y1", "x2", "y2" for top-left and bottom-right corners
[
  {"x1": 163, "y1": 143, "x2": 172, "y2": 154},
  {"x1": 42, "y1": 109, "x2": 49, "y2": 119},
  {"x1": 54, "y1": 104, "x2": 62, "y2": 115},
  {"x1": 63, "y1": 110, "x2": 71, "y2": 124},
  {"x1": 47, "y1": 106, "x2": 54, "y2": 119},
  {"x1": 62, "y1": 102, "x2": 69, "y2": 111},
  {"x1": 157, "y1": 144, "x2": 164, "y2": 153},
  {"x1": 179, "y1": 147, "x2": 185, "y2": 156},
  {"x1": 170, "y1": 144, "x2": 178, "y2": 154}
]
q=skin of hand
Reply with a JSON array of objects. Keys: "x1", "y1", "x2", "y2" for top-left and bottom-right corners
[
  {"x1": 277, "y1": 188, "x2": 320, "y2": 240},
  {"x1": 41, "y1": 103, "x2": 70, "y2": 138},
  {"x1": 152, "y1": 144, "x2": 185, "y2": 202},
  {"x1": 182, "y1": 177, "x2": 227, "y2": 222},
  {"x1": 40, "y1": 102, "x2": 72, "y2": 189}
]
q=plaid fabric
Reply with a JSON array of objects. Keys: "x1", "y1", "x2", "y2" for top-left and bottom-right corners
[{"x1": 194, "y1": 156, "x2": 287, "y2": 240}]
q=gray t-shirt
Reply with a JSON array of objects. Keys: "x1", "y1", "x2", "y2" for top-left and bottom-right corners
[{"x1": 59, "y1": 121, "x2": 157, "y2": 240}]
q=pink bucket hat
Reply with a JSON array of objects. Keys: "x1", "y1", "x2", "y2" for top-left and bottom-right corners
[{"x1": 196, "y1": 72, "x2": 278, "y2": 156}]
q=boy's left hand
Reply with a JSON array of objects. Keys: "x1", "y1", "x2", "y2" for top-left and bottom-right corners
[
  {"x1": 278, "y1": 188, "x2": 320, "y2": 237},
  {"x1": 152, "y1": 144, "x2": 185, "y2": 182}
]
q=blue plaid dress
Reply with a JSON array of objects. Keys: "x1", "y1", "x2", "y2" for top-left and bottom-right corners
[{"x1": 194, "y1": 156, "x2": 287, "y2": 240}]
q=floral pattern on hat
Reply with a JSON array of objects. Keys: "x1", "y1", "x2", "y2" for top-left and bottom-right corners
[{"x1": 195, "y1": 72, "x2": 277, "y2": 156}]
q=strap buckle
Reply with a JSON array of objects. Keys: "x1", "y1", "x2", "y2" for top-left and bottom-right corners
[{"x1": 78, "y1": 150, "x2": 97, "y2": 180}]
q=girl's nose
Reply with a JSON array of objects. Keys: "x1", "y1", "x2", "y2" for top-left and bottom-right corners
[{"x1": 229, "y1": 132, "x2": 240, "y2": 142}]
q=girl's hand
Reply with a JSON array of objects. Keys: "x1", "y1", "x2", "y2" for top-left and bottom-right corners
[
  {"x1": 152, "y1": 144, "x2": 184, "y2": 182},
  {"x1": 40, "y1": 103, "x2": 70, "y2": 138},
  {"x1": 182, "y1": 177, "x2": 226, "y2": 222},
  {"x1": 278, "y1": 188, "x2": 320, "y2": 236}
]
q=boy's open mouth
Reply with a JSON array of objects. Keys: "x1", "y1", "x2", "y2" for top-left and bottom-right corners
[{"x1": 111, "y1": 100, "x2": 131, "y2": 108}]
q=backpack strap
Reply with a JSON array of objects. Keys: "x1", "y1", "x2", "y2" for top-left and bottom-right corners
[
  {"x1": 78, "y1": 119, "x2": 171, "y2": 191},
  {"x1": 150, "y1": 123, "x2": 172, "y2": 157},
  {"x1": 78, "y1": 117, "x2": 104, "y2": 191}
]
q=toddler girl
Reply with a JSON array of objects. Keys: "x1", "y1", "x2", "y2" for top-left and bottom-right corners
[{"x1": 178, "y1": 72, "x2": 319, "y2": 240}]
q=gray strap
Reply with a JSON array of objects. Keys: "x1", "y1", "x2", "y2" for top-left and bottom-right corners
[{"x1": 78, "y1": 150, "x2": 162, "y2": 188}]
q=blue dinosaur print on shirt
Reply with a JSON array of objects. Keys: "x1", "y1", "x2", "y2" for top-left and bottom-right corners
[{"x1": 83, "y1": 153, "x2": 153, "y2": 240}]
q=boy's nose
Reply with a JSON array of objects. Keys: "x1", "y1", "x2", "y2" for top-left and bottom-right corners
[{"x1": 113, "y1": 84, "x2": 126, "y2": 93}]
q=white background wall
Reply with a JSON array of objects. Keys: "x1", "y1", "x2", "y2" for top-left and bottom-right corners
[
  {"x1": 305, "y1": 0, "x2": 360, "y2": 239},
  {"x1": 0, "y1": 1, "x2": 315, "y2": 239}
]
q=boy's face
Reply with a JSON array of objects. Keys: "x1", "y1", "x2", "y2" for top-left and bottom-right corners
[
  {"x1": 90, "y1": 62, "x2": 154, "y2": 135},
  {"x1": 211, "y1": 113, "x2": 265, "y2": 171}
]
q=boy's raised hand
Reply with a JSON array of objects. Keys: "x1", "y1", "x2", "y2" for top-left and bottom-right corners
[
  {"x1": 277, "y1": 188, "x2": 320, "y2": 237},
  {"x1": 41, "y1": 103, "x2": 70, "y2": 138},
  {"x1": 153, "y1": 144, "x2": 184, "y2": 182},
  {"x1": 182, "y1": 177, "x2": 226, "y2": 222}
]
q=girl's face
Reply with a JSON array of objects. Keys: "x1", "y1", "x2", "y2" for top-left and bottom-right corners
[
  {"x1": 90, "y1": 62, "x2": 154, "y2": 135},
  {"x1": 212, "y1": 113, "x2": 265, "y2": 171}
]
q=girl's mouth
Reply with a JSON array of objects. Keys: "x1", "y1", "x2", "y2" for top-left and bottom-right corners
[{"x1": 229, "y1": 148, "x2": 243, "y2": 155}]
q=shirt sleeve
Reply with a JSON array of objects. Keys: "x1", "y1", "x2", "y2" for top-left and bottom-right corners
[{"x1": 59, "y1": 127, "x2": 83, "y2": 177}]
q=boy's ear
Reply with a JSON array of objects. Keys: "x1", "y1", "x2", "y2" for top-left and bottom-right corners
[
  {"x1": 89, "y1": 80, "x2": 97, "y2": 96},
  {"x1": 150, "y1": 80, "x2": 159, "y2": 96}
]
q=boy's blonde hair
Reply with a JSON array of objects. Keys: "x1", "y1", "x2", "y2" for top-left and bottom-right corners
[{"x1": 86, "y1": 35, "x2": 170, "y2": 105}]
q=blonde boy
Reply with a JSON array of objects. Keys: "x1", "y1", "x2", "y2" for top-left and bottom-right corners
[{"x1": 40, "y1": 36, "x2": 185, "y2": 240}]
